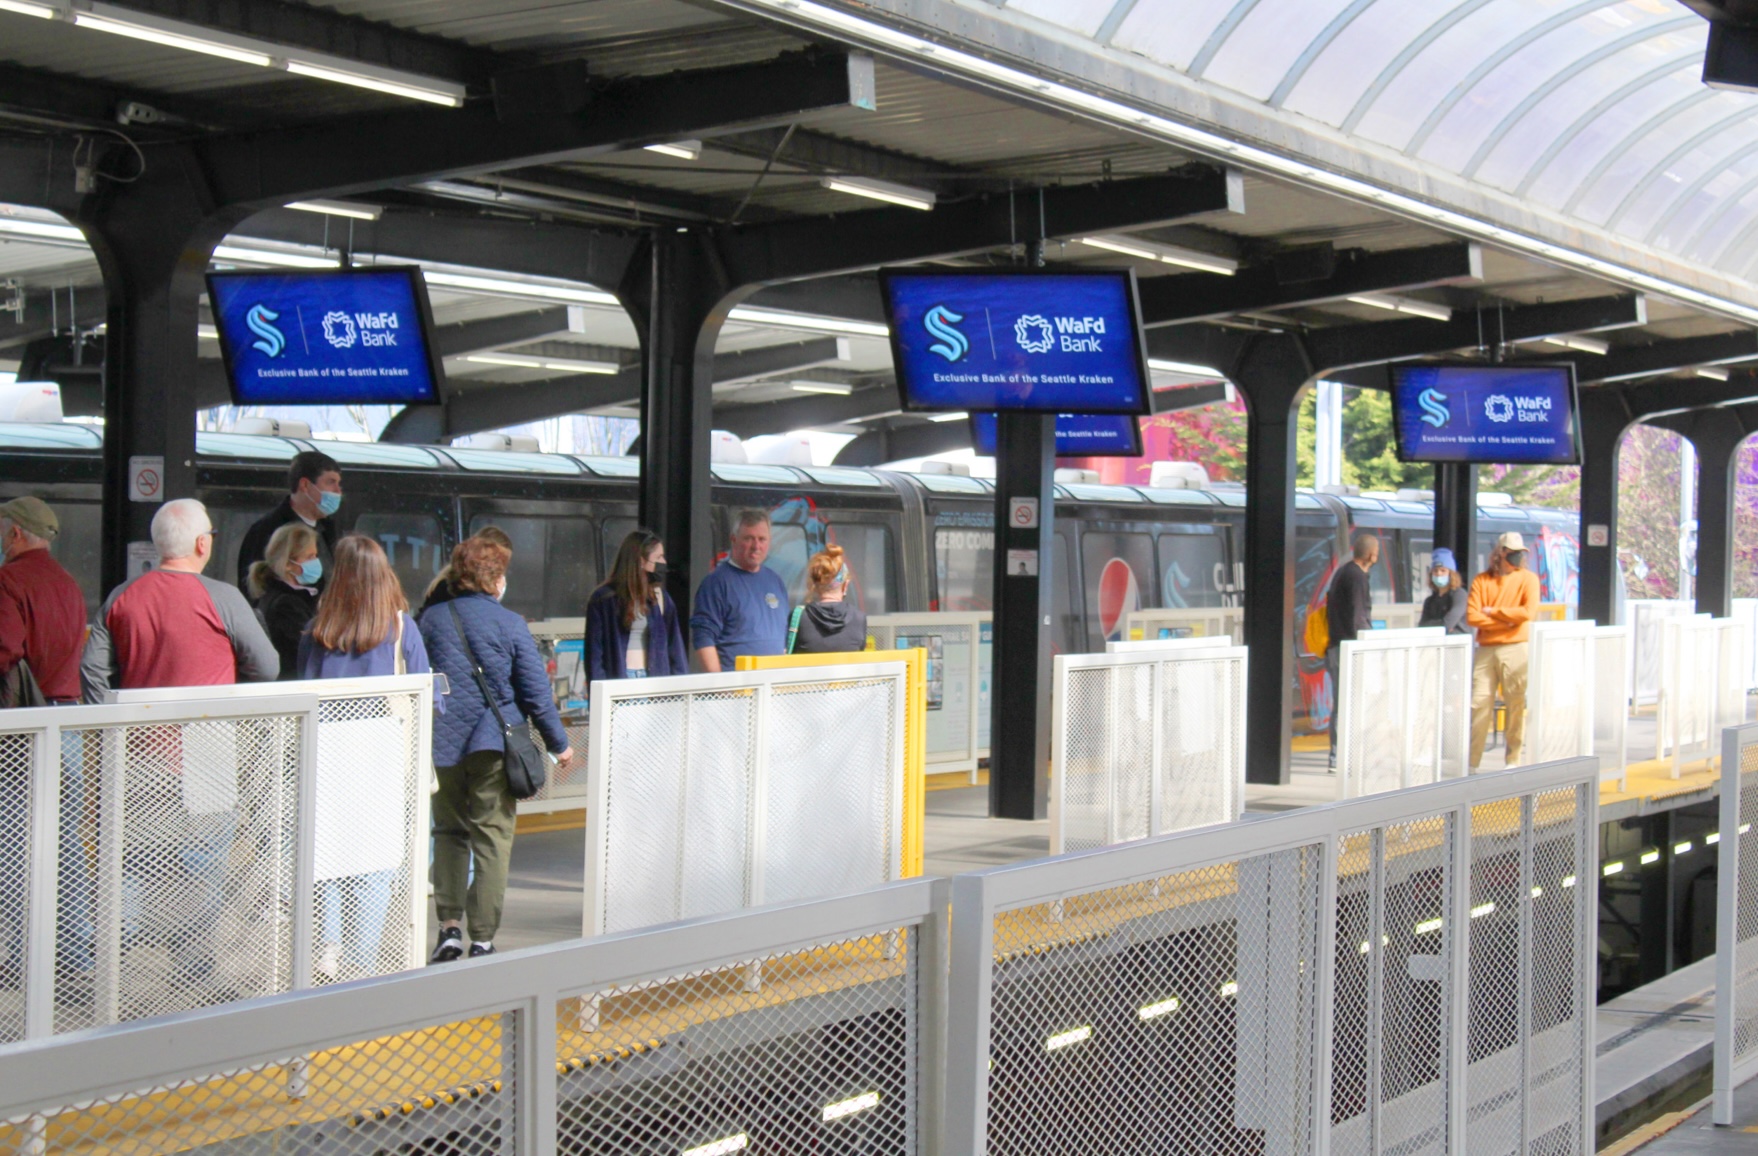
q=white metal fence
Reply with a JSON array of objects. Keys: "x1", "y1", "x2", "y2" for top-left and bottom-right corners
[
  {"x1": 0, "y1": 695, "x2": 321, "y2": 1044},
  {"x1": 1732, "y1": 599, "x2": 1758, "y2": 693},
  {"x1": 0, "y1": 878, "x2": 942, "y2": 1156},
  {"x1": 1336, "y1": 628, "x2": 1471, "y2": 797},
  {"x1": 1527, "y1": 621, "x2": 1598, "y2": 768},
  {"x1": 109, "y1": 674, "x2": 434, "y2": 993},
  {"x1": 1629, "y1": 598, "x2": 1694, "y2": 707},
  {"x1": 583, "y1": 662, "x2": 909, "y2": 937},
  {"x1": 1716, "y1": 722, "x2": 1758, "y2": 1125},
  {"x1": 1050, "y1": 646, "x2": 1247, "y2": 854},
  {"x1": 868, "y1": 611, "x2": 990, "y2": 780},
  {"x1": 1593, "y1": 626, "x2": 1631, "y2": 792},
  {"x1": 1123, "y1": 606, "x2": 1244, "y2": 645},
  {"x1": 947, "y1": 756, "x2": 1599, "y2": 1156},
  {"x1": 524, "y1": 617, "x2": 592, "y2": 813},
  {"x1": 1655, "y1": 615, "x2": 1747, "y2": 775}
]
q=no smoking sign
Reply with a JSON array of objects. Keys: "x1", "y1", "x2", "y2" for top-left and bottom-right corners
[
  {"x1": 128, "y1": 455, "x2": 165, "y2": 503},
  {"x1": 1008, "y1": 496, "x2": 1039, "y2": 529}
]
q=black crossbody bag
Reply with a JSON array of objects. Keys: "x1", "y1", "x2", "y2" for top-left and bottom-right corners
[{"x1": 448, "y1": 603, "x2": 547, "y2": 800}]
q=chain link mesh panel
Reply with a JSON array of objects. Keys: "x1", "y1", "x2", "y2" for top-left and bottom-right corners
[
  {"x1": 1716, "y1": 731, "x2": 1758, "y2": 1123},
  {"x1": 0, "y1": 1009, "x2": 520, "y2": 1154},
  {"x1": 1714, "y1": 621, "x2": 1747, "y2": 738},
  {"x1": 557, "y1": 925, "x2": 918, "y2": 1155},
  {"x1": 0, "y1": 729, "x2": 37, "y2": 1044},
  {"x1": 1736, "y1": 743, "x2": 1758, "y2": 1068},
  {"x1": 1593, "y1": 628, "x2": 1630, "y2": 788},
  {"x1": 1527, "y1": 624, "x2": 1596, "y2": 764},
  {"x1": 986, "y1": 846, "x2": 1324, "y2": 1155},
  {"x1": 1338, "y1": 635, "x2": 1469, "y2": 798}
]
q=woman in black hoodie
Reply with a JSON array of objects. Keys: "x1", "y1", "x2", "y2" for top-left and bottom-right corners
[{"x1": 790, "y1": 544, "x2": 868, "y2": 653}]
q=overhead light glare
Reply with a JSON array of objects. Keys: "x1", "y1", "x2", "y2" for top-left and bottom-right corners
[
  {"x1": 1346, "y1": 294, "x2": 1452, "y2": 322},
  {"x1": 1044, "y1": 1026, "x2": 1092, "y2": 1051},
  {"x1": 0, "y1": 0, "x2": 56, "y2": 17},
  {"x1": 0, "y1": 218, "x2": 84, "y2": 243},
  {"x1": 423, "y1": 271, "x2": 618, "y2": 307},
  {"x1": 286, "y1": 199, "x2": 384, "y2": 221},
  {"x1": 645, "y1": 141, "x2": 703, "y2": 161},
  {"x1": 1148, "y1": 358, "x2": 1225, "y2": 378},
  {"x1": 1076, "y1": 235, "x2": 1237, "y2": 275},
  {"x1": 680, "y1": 1134, "x2": 748, "y2": 1156},
  {"x1": 1742, "y1": 823, "x2": 1752, "y2": 835},
  {"x1": 1539, "y1": 335, "x2": 1610, "y2": 355},
  {"x1": 1530, "y1": 886, "x2": 1543, "y2": 899},
  {"x1": 1697, "y1": 366, "x2": 1732, "y2": 381},
  {"x1": 1218, "y1": 980, "x2": 1239, "y2": 997},
  {"x1": 821, "y1": 1092, "x2": 880, "y2": 1121},
  {"x1": 286, "y1": 60, "x2": 463, "y2": 107},
  {"x1": 927, "y1": 410, "x2": 969, "y2": 422},
  {"x1": 1414, "y1": 917, "x2": 1444, "y2": 935},
  {"x1": 1562, "y1": 875, "x2": 1578, "y2": 888},
  {"x1": 1709, "y1": 832, "x2": 1722, "y2": 845},
  {"x1": 1603, "y1": 861, "x2": 1624, "y2": 877},
  {"x1": 1675, "y1": 841, "x2": 1694, "y2": 855},
  {"x1": 197, "y1": 324, "x2": 219, "y2": 340},
  {"x1": 1137, "y1": 996, "x2": 1181, "y2": 1021},
  {"x1": 73, "y1": 11, "x2": 274, "y2": 66},
  {"x1": 790, "y1": 381, "x2": 854, "y2": 395},
  {"x1": 466, "y1": 353, "x2": 619, "y2": 375},
  {"x1": 820, "y1": 176, "x2": 937, "y2": 211},
  {"x1": 1469, "y1": 902, "x2": 1496, "y2": 919},
  {"x1": 211, "y1": 245, "x2": 339, "y2": 269},
  {"x1": 1640, "y1": 849, "x2": 1661, "y2": 865},
  {"x1": 727, "y1": 306, "x2": 889, "y2": 338}
]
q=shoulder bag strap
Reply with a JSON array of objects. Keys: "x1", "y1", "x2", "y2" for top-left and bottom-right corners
[
  {"x1": 449, "y1": 602, "x2": 514, "y2": 733},
  {"x1": 786, "y1": 605, "x2": 804, "y2": 655},
  {"x1": 394, "y1": 613, "x2": 407, "y2": 676}
]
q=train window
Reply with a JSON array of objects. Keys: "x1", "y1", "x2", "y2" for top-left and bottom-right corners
[
  {"x1": 1063, "y1": 483, "x2": 1144, "y2": 503},
  {"x1": 317, "y1": 442, "x2": 443, "y2": 469},
  {"x1": 576, "y1": 456, "x2": 640, "y2": 478},
  {"x1": 469, "y1": 514, "x2": 596, "y2": 621},
  {"x1": 1409, "y1": 537, "x2": 1435, "y2": 589},
  {"x1": 1052, "y1": 531, "x2": 1077, "y2": 655},
  {"x1": 195, "y1": 433, "x2": 299, "y2": 460},
  {"x1": 712, "y1": 464, "x2": 801, "y2": 485},
  {"x1": 1366, "y1": 551, "x2": 1395, "y2": 604},
  {"x1": 915, "y1": 474, "x2": 988, "y2": 495},
  {"x1": 1157, "y1": 530, "x2": 1228, "y2": 609},
  {"x1": 354, "y1": 512, "x2": 447, "y2": 606},
  {"x1": 1140, "y1": 488, "x2": 1216, "y2": 506},
  {"x1": 804, "y1": 467, "x2": 883, "y2": 488},
  {"x1": 209, "y1": 501, "x2": 279, "y2": 595},
  {"x1": 599, "y1": 517, "x2": 639, "y2": 579},
  {"x1": 444, "y1": 448, "x2": 582, "y2": 475},
  {"x1": 1081, "y1": 529, "x2": 1157, "y2": 649},
  {"x1": 934, "y1": 515, "x2": 993, "y2": 612},
  {"x1": 46, "y1": 502, "x2": 102, "y2": 614},
  {"x1": 1292, "y1": 525, "x2": 1338, "y2": 618},
  {"x1": 766, "y1": 523, "x2": 811, "y2": 601},
  {"x1": 829, "y1": 522, "x2": 895, "y2": 614}
]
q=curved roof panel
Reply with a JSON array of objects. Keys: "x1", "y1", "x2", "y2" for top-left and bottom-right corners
[{"x1": 1003, "y1": 0, "x2": 1757, "y2": 280}]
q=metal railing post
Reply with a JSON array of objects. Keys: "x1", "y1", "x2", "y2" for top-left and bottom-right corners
[
  {"x1": 24, "y1": 722, "x2": 60, "y2": 1040},
  {"x1": 942, "y1": 872, "x2": 993, "y2": 1156}
]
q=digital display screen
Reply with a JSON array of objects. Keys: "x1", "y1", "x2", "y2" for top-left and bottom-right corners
[
  {"x1": 969, "y1": 412, "x2": 1143, "y2": 457},
  {"x1": 879, "y1": 268, "x2": 1152, "y2": 414},
  {"x1": 207, "y1": 267, "x2": 444, "y2": 406},
  {"x1": 1392, "y1": 363, "x2": 1580, "y2": 464}
]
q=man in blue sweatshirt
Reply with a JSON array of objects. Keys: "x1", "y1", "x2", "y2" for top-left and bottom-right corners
[{"x1": 691, "y1": 509, "x2": 790, "y2": 672}]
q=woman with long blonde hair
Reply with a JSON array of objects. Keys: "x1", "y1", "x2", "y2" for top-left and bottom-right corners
[{"x1": 248, "y1": 521, "x2": 321, "y2": 680}]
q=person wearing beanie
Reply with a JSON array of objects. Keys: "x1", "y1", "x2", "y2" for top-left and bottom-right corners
[
  {"x1": 1466, "y1": 532, "x2": 1541, "y2": 769},
  {"x1": 1417, "y1": 547, "x2": 1469, "y2": 635}
]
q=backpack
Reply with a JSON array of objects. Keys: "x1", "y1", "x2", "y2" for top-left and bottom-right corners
[{"x1": 1304, "y1": 604, "x2": 1330, "y2": 656}]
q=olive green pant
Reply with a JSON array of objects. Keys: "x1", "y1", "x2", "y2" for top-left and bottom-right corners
[{"x1": 431, "y1": 749, "x2": 516, "y2": 942}]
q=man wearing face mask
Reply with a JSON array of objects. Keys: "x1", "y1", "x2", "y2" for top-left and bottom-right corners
[
  {"x1": 237, "y1": 450, "x2": 343, "y2": 600},
  {"x1": 1466, "y1": 532, "x2": 1541, "y2": 770}
]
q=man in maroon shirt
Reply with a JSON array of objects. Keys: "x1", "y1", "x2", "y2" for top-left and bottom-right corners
[{"x1": 0, "y1": 496, "x2": 85, "y2": 704}]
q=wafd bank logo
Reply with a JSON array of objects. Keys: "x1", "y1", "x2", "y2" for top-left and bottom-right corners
[
  {"x1": 924, "y1": 305, "x2": 968, "y2": 362},
  {"x1": 1418, "y1": 387, "x2": 1450, "y2": 428},
  {"x1": 245, "y1": 304, "x2": 284, "y2": 358}
]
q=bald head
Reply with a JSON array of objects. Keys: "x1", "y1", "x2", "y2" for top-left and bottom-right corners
[{"x1": 1352, "y1": 534, "x2": 1380, "y2": 567}]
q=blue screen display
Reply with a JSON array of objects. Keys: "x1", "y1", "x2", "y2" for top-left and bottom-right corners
[
  {"x1": 880, "y1": 269, "x2": 1151, "y2": 413},
  {"x1": 970, "y1": 412, "x2": 1142, "y2": 457},
  {"x1": 208, "y1": 268, "x2": 443, "y2": 405},
  {"x1": 1392, "y1": 364, "x2": 1579, "y2": 464}
]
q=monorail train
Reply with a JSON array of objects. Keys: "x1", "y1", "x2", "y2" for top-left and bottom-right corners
[{"x1": 0, "y1": 422, "x2": 1581, "y2": 731}]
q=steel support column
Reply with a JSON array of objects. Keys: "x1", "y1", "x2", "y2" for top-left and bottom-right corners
[
  {"x1": 989, "y1": 412, "x2": 1056, "y2": 820},
  {"x1": 1653, "y1": 407, "x2": 1749, "y2": 619},
  {"x1": 1432, "y1": 461, "x2": 1478, "y2": 572},
  {"x1": 1577, "y1": 389, "x2": 1635, "y2": 625}
]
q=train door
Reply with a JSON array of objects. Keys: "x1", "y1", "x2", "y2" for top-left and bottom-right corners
[
  {"x1": 1079, "y1": 523, "x2": 1159, "y2": 650},
  {"x1": 1155, "y1": 526, "x2": 1230, "y2": 609},
  {"x1": 465, "y1": 500, "x2": 601, "y2": 622}
]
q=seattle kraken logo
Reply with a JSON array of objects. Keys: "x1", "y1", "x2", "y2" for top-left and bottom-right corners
[
  {"x1": 1418, "y1": 387, "x2": 1450, "y2": 428},
  {"x1": 923, "y1": 305, "x2": 968, "y2": 362},
  {"x1": 245, "y1": 303, "x2": 285, "y2": 358}
]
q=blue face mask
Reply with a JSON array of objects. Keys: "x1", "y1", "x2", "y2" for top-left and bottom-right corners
[
  {"x1": 316, "y1": 489, "x2": 342, "y2": 518},
  {"x1": 297, "y1": 557, "x2": 323, "y2": 586}
]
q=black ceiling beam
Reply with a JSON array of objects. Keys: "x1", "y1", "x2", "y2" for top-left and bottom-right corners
[
  {"x1": 834, "y1": 421, "x2": 969, "y2": 467},
  {"x1": 711, "y1": 126, "x2": 989, "y2": 192},
  {"x1": 431, "y1": 308, "x2": 578, "y2": 358},
  {"x1": 717, "y1": 166, "x2": 1243, "y2": 285},
  {"x1": 1573, "y1": 329, "x2": 1758, "y2": 383},
  {"x1": 0, "y1": 287, "x2": 108, "y2": 353},
  {"x1": 199, "y1": 51, "x2": 872, "y2": 208},
  {"x1": 438, "y1": 166, "x2": 770, "y2": 224},
  {"x1": 1153, "y1": 383, "x2": 1231, "y2": 413},
  {"x1": 1303, "y1": 294, "x2": 1647, "y2": 372},
  {"x1": 718, "y1": 385, "x2": 900, "y2": 439},
  {"x1": 1608, "y1": 372, "x2": 1758, "y2": 419},
  {"x1": 712, "y1": 337, "x2": 850, "y2": 384},
  {"x1": 745, "y1": 276, "x2": 886, "y2": 324},
  {"x1": 1137, "y1": 242, "x2": 1482, "y2": 327}
]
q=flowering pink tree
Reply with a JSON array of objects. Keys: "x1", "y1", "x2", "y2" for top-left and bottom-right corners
[{"x1": 1617, "y1": 425, "x2": 1685, "y2": 599}]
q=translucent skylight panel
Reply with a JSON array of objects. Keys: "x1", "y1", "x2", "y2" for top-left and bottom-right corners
[
  {"x1": 1618, "y1": 130, "x2": 1758, "y2": 242},
  {"x1": 1110, "y1": 0, "x2": 1241, "y2": 73},
  {"x1": 1349, "y1": 0, "x2": 1564, "y2": 151},
  {"x1": 1521, "y1": 69, "x2": 1702, "y2": 209},
  {"x1": 1682, "y1": 183, "x2": 1758, "y2": 267},
  {"x1": 1278, "y1": 0, "x2": 1451, "y2": 124},
  {"x1": 1650, "y1": 151, "x2": 1758, "y2": 254},
  {"x1": 1570, "y1": 94, "x2": 1748, "y2": 225},
  {"x1": 1006, "y1": 0, "x2": 1112, "y2": 39},
  {"x1": 1198, "y1": 0, "x2": 1357, "y2": 102}
]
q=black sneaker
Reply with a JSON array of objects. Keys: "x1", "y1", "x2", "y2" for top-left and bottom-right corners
[
  {"x1": 467, "y1": 942, "x2": 495, "y2": 958},
  {"x1": 430, "y1": 927, "x2": 464, "y2": 964}
]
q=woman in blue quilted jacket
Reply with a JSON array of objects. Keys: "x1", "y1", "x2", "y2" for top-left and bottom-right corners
[{"x1": 418, "y1": 536, "x2": 572, "y2": 963}]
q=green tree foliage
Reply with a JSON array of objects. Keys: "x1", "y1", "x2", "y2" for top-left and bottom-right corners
[{"x1": 1617, "y1": 425, "x2": 1684, "y2": 599}]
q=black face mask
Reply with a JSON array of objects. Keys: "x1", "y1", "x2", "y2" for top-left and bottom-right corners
[{"x1": 650, "y1": 562, "x2": 669, "y2": 582}]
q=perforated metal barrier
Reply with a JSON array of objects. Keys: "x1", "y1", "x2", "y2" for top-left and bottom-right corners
[
  {"x1": 1336, "y1": 629, "x2": 1470, "y2": 798},
  {"x1": 1629, "y1": 599, "x2": 1694, "y2": 707},
  {"x1": 584, "y1": 662, "x2": 908, "y2": 936},
  {"x1": 946, "y1": 757, "x2": 1598, "y2": 1156},
  {"x1": 1732, "y1": 600, "x2": 1758, "y2": 693},
  {"x1": 1123, "y1": 606, "x2": 1244, "y2": 644},
  {"x1": 1716, "y1": 723, "x2": 1758, "y2": 1125},
  {"x1": 1527, "y1": 621, "x2": 1598, "y2": 766},
  {"x1": 523, "y1": 618, "x2": 592, "y2": 813},
  {"x1": 0, "y1": 695, "x2": 320, "y2": 1044},
  {"x1": 868, "y1": 611, "x2": 990, "y2": 781},
  {"x1": 1594, "y1": 627, "x2": 1631, "y2": 792},
  {"x1": 0, "y1": 879, "x2": 939, "y2": 1156},
  {"x1": 1656, "y1": 615, "x2": 1748, "y2": 775},
  {"x1": 1050, "y1": 646, "x2": 1247, "y2": 854}
]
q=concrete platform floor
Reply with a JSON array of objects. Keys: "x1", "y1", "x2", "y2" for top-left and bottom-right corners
[{"x1": 1622, "y1": 1081, "x2": 1758, "y2": 1153}]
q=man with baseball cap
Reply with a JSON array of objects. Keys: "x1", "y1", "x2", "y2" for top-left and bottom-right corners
[
  {"x1": 0, "y1": 496, "x2": 85, "y2": 705},
  {"x1": 1466, "y1": 531, "x2": 1542, "y2": 769}
]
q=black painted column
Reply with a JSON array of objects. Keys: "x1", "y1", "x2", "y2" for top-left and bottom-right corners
[
  {"x1": 1577, "y1": 388, "x2": 1634, "y2": 625},
  {"x1": 1654, "y1": 408, "x2": 1748, "y2": 619},
  {"x1": 989, "y1": 412, "x2": 1056, "y2": 820},
  {"x1": 1431, "y1": 461, "x2": 1478, "y2": 573},
  {"x1": 1235, "y1": 335, "x2": 1314, "y2": 787}
]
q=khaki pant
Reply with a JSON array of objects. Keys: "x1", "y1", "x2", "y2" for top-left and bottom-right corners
[
  {"x1": 432, "y1": 749, "x2": 516, "y2": 942},
  {"x1": 1470, "y1": 642, "x2": 1529, "y2": 769}
]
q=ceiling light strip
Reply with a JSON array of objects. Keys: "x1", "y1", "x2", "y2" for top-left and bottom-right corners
[
  {"x1": 821, "y1": 175, "x2": 937, "y2": 210},
  {"x1": 724, "y1": 0, "x2": 1758, "y2": 326}
]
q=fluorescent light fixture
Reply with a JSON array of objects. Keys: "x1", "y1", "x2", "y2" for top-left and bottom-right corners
[
  {"x1": 927, "y1": 410, "x2": 969, "y2": 422},
  {"x1": 1675, "y1": 841, "x2": 1694, "y2": 855},
  {"x1": 1137, "y1": 996, "x2": 1181, "y2": 1021},
  {"x1": 1148, "y1": 358, "x2": 1225, "y2": 377},
  {"x1": 1530, "y1": 886, "x2": 1543, "y2": 899},
  {"x1": 285, "y1": 60, "x2": 463, "y2": 107},
  {"x1": 286, "y1": 199, "x2": 384, "y2": 221},
  {"x1": 1469, "y1": 902, "x2": 1496, "y2": 919},
  {"x1": 1044, "y1": 1026, "x2": 1092, "y2": 1051},
  {"x1": 645, "y1": 141, "x2": 703, "y2": 161},
  {"x1": 820, "y1": 176, "x2": 937, "y2": 211},
  {"x1": 0, "y1": 217, "x2": 84, "y2": 243},
  {"x1": 821, "y1": 1092, "x2": 880, "y2": 1121},
  {"x1": 423, "y1": 271, "x2": 618, "y2": 307},
  {"x1": 1346, "y1": 293, "x2": 1452, "y2": 322},
  {"x1": 1602, "y1": 861, "x2": 1624, "y2": 877},
  {"x1": 197, "y1": 324, "x2": 219, "y2": 340},
  {"x1": 0, "y1": 0, "x2": 56, "y2": 17},
  {"x1": 680, "y1": 1135, "x2": 748, "y2": 1156},
  {"x1": 1742, "y1": 823, "x2": 1752, "y2": 835},
  {"x1": 1076, "y1": 235, "x2": 1237, "y2": 275},
  {"x1": 1709, "y1": 832, "x2": 1722, "y2": 845},
  {"x1": 727, "y1": 305, "x2": 890, "y2": 338},
  {"x1": 1218, "y1": 981, "x2": 1239, "y2": 998},
  {"x1": 1697, "y1": 366, "x2": 1732, "y2": 381},
  {"x1": 1539, "y1": 335, "x2": 1610, "y2": 355},
  {"x1": 73, "y1": 11, "x2": 274, "y2": 66},
  {"x1": 1640, "y1": 849, "x2": 1661, "y2": 865},
  {"x1": 1563, "y1": 875, "x2": 1577, "y2": 888},
  {"x1": 1414, "y1": 917, "x2": 1444, "y2": 935},
  {"x1": 466, "y1": 353, "x2": 619, "y2": 375},
  {"x1": 790, "y1": 381, "x2": 854, "y2": 395},
  {"x1": 211, "y1": 245, "x2": 339, "y2": 269}
]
